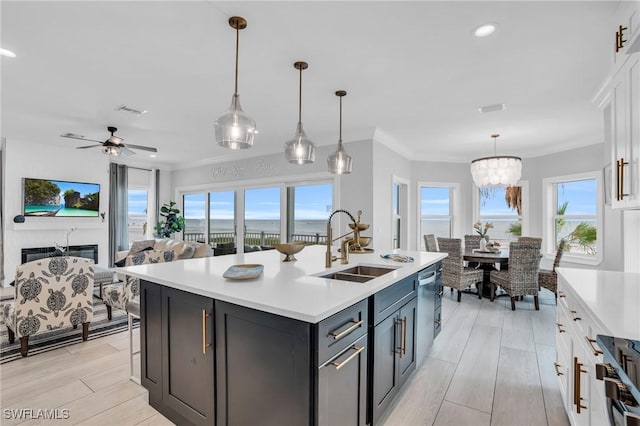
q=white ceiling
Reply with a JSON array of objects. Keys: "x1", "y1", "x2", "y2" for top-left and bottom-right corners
[{"x1": 1, "y1": 1, "x2": 616, "y2": 169}]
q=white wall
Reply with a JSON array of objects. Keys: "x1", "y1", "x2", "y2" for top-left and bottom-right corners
[
  {"x1": 3, "y1": 139, "x2": 111, "y2": 284},
  {"x1": 524, "y1": 143, "x2": 623, "y2": 271},
  {"x1": 372, "y1": 141, "x2": 412, "y2": 251},
  {"x1": 170, "y1": 140, "x2": 373, "y2": 239}
]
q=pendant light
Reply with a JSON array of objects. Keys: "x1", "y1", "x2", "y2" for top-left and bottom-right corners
[
  {"x1": 327, "y1": 90, "x2": 353, "y2": 174},
  {"x1": 215, "y1": 16, "x2": 256, "y2": 150},
  {"x1": 284, "y1": 61, "x2": 316, "y2": 164},
  {"x1": 470, "y1": 134, "x2": 522, "y2": 187}
]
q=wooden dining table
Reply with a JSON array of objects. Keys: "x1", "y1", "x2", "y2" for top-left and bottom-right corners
[{"x1": 463, "y1": 248, "x2": 509, "y2": 300}]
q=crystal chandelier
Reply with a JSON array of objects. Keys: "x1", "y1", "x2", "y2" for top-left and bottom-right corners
[
  {"x1": 215, "y1": 16, "x2": 257, "y2": 150},
  {"x1": 470, "y1": 134, "x2": 522, "y2": 187},
  {"x1": 327, "y1": 90, "x2": 352, "y2": 174},
  {"x1": 284, "y1": 61, "x2": 316, "y2": 164}
]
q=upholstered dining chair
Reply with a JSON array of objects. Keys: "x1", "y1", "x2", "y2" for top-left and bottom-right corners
[
  {"x1": 437, "y1": 238, "x2": 484, "y2": 302},
  {"x1": 489, "y1": 242, "x2": 542, "y2": 311},
  {"x1": 539, "y1": 239, "x2": 566, "y2": 300},
  {"x1": 424, "y1": 234, "x2": 439, "y2": 252},
  {"x1": 4, "y1": 257, "x2": 94, "y2": 357},
  {"x1": 103, "y1": 249, "x2": 174, "y2": 320}
]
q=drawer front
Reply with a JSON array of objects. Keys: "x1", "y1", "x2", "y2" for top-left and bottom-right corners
[
  {"x1": 373, "y1": 274, "x2": 417, "y2": 325},
  {"x1": 318, "y1": 299, "x2": 368, "y2": 364}
]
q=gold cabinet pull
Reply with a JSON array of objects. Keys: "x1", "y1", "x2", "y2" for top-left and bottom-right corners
[
  {"x1": 556, "y1": 323, "x2": 566, "y2": 333},
  {"x1": 616, "y1": 159, "x2": 622, "y2": 201},
  {"x1": 202, "y1": 310, "x2": 212, "y2": 354},
  {"x1": 574, "y1": 357, "x2": 588, "y2": 413},
  {"x1": 331, "y1": 345, "x2": 365, "y2": 371},
  {"x1": 570, "y1": 310, "x2": 581, "y2": 321},
  {"x1": 330, "y1": 319, "x2": 363, "y2": 340},
  {"x1": 554, "y1": 362, "x2": 564, "y2": 376},
  {"x1": 620, "y1": 157, "x2": 629, "y2": 199},
  {"x1": 585, "y1": 336, "x2": 603, "y2": 356}
]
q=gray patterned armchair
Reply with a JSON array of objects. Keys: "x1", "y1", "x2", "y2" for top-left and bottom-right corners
[
  {"x1": 102, "y1": 249, "x2": 175, "y2": 320},
  {"x1": 490, "y1": 242, "x2": 542, "y2": 311},
  {"x1": 4, "y1": 257, "x2": 94, "y2": 357}
]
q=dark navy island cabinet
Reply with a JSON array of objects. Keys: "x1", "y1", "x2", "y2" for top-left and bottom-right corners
[{"x1": 139, "y1": 261, "x2": 442, "y2": 426}]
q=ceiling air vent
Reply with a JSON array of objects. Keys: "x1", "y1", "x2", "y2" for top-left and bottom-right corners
[
  {"x1": 115, "y1": 105, "x2": 148, "y2": 116},
  {"x1": 478, "y1": 103, "x2": 506, "y2": 113},
  {"x1": 60, "y1": 132, "x2": 84, "y2": 138}
]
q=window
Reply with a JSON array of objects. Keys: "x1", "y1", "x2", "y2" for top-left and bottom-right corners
[
  {"x1": 477, "y1": 186, "x2": 523, "y2": 242},
  {"x1": 127, "y1": 189, "x2": 148, "y2": 243},
  {"x1": 244, "y1": 187, "x2": 281, "y2": 248},
  {"x1": 209, "y1": 191, "x2": 236, "y2": 245},
  {"x1": 419, "y1": 183, "x2": 458, "y2": 250},
  {"x1": 179, "y1": 178, "x2": 334, "y2": 254},
  {"x1": 545, "y1": 174, "x2": 600, "y2": 262},
  {"x1": 287, "y1": 183, "x2": 332, "y2": 244},
  {"x1": 183, "y1": 193, "x2": 206, "y2": 242}
]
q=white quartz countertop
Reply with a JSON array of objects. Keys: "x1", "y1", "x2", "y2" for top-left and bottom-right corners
[
  {"x1": 120, "y1": 245, "x2": 447, "y2": 323},
  {"x1": 557, "y1": 267, "x2": 640, "y2": 340}
]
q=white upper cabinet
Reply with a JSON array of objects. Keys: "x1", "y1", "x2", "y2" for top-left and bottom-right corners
[{"x1": 598, "y1": 1, "x2": 640, "y2": 210}]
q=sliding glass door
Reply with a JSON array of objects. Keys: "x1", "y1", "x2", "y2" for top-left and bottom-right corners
[
  {"x1": 244, "y1": 187, "x2": 281, "y2": 249},
  {"x1": 209, "y1": 191, "x2": 236, "y2": 245}
]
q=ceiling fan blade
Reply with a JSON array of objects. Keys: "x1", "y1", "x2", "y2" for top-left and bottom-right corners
[
  {"x1": 124, "y1": 143, "x2": 158, "y2": 153},
  {"x1": 76, "y1": 144, "x2": 103, "y2": 149},
  {"x1": 119, "y1": 147, "x2": 136, "y2": 156},
  {"x1": 60, "y1": 134, "x2": 104, "y2": 143}
]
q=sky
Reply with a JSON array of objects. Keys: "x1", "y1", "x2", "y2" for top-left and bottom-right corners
[
  {"x1": 421, "y1": 179, "x2": 597, "y2": 218},
  {"x1": 178, "y1": 184, "x2": 333, "y2": 221}
]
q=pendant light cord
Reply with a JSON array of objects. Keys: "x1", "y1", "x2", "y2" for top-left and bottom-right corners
[
  {"x1": 298, "y1": 67, "x2": 303, "y2": 123},
  {"x1": 234, "y1": 24, "x2": 239, "y2": 96},
  {"x1": 339, "y1": 95, "x2": 343, "y2": 142}
]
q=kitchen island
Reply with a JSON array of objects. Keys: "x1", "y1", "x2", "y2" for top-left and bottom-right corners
[{"x1": 121, "y1": 245, "x2": 447, "y2": 426}]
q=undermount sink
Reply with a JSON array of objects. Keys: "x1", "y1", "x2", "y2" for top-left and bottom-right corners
[{"x1": 318, "y1": 265, "x2": 397, "y2": 283}]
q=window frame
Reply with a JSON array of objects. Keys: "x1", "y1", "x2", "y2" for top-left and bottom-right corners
[
  {"x1": 127, "y1": 186, "x2": 149, "y2": 245},
  {"x1": 416, "y1": 181, "x2": 460, "y2": 251},
  {"x1": 472, "y1": 181, "x2": 529, "y2": 242},
  {"x1": 542, "y1": 171, "x2": 602, "y2": 265},
  {"x1": 177, "y1": 174, "x2": 336, "y2": 254}
]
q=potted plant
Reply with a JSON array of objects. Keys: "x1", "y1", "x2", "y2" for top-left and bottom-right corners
[{"x1": 154, "y1": 201, "x2": 185, "y2": 238}]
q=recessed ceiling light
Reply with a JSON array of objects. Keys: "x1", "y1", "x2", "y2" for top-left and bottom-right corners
[
  {"x1": 149, "y1": 154, "x2": 157, "y2": 158},
  {"x1": 473, "y1": 23, "x2": 498, "y2": 38},
  {"x1": 0, "y1": 48, "x2": 16, "y2": 58}
]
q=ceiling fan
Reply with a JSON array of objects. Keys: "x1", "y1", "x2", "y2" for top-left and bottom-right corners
[{"x1": 60, "y1": 126, "x2": 158, "y2": 156}]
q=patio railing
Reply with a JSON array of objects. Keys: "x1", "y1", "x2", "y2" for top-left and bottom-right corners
[{"x1": 184, "y1": 231, "x2": 326, "y2": 246}]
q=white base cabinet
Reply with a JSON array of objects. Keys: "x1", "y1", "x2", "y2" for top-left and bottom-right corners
[{"x1": 555, "y1": 277, "x2": 608, "y2": 426}]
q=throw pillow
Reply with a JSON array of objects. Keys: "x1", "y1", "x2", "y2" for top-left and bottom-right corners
[
  {"x1": 192, "y1": 243, "x2": 213, "y2": 258},
  {"x1": 129, "y1": 239, "x2": 156, "y2": 255},
  {"x1": 179, "y1": 244, "x2": 196, "y2": 259},
  {"x1": 154, "y1": 239, "x2": 169, "y2": 251}
]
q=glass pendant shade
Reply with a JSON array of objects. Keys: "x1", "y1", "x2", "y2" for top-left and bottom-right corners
[
  {"x1": 470, "y1": 156, "x2": 522, "y2": 187},
  {"x1": 215, "y1": 16, "x2": 256, "y2": 150},
  {"x1": 215, "y1": 94, "x2": 256, "y2": 149},
  {"x1": 285, "y1": 122, "x2": 316, "y2": 164},
  {"x1": 327, "y1": 141, "x2": 352, "y2": 174}
]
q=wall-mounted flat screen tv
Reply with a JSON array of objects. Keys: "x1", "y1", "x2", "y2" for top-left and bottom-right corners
[{"x1": 23, "y1": 178, "x2": 100, "y2": 217}]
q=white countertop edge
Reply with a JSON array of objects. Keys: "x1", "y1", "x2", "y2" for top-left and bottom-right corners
[{"x1": 120, "y1": 248, "x2": 447, "y2": 323}]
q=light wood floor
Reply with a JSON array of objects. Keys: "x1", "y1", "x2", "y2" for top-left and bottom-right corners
[{"x1": 0, "y1": 290, "x2": 568, "y2": 426}]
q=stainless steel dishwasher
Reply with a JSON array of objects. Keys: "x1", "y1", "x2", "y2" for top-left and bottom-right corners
[{"x1": 416, "y1": 261, "x2": 443, "y2": 364}]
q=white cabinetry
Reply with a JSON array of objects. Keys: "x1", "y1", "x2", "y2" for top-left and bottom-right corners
[
  {"x1": 612, "y1": 1, "x2": 639, "y2": 68},
  {"x1": 555, "y1": 278, "x2": 608, "y2": 425},
  {"x1": 610, "y1": 54, "x2": 640, "y2": 209}
]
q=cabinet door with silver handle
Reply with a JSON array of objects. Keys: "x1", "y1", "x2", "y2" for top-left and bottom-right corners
[{"x1": 318, "y1": 334, "x2": 368, "y2": 426}]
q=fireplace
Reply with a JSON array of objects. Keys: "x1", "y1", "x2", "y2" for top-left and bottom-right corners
[{"x1": 21, "y1": 244, "x2": 99, "y2": 264}]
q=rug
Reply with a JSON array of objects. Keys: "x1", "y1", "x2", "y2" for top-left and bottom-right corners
[{"x1": 0, "y1": 294, "x2": 137, "y2": 364}]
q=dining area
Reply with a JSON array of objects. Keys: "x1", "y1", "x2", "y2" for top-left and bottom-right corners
[{"x1": 424, "y1": 231, "x2": 565, "y2": 311}]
